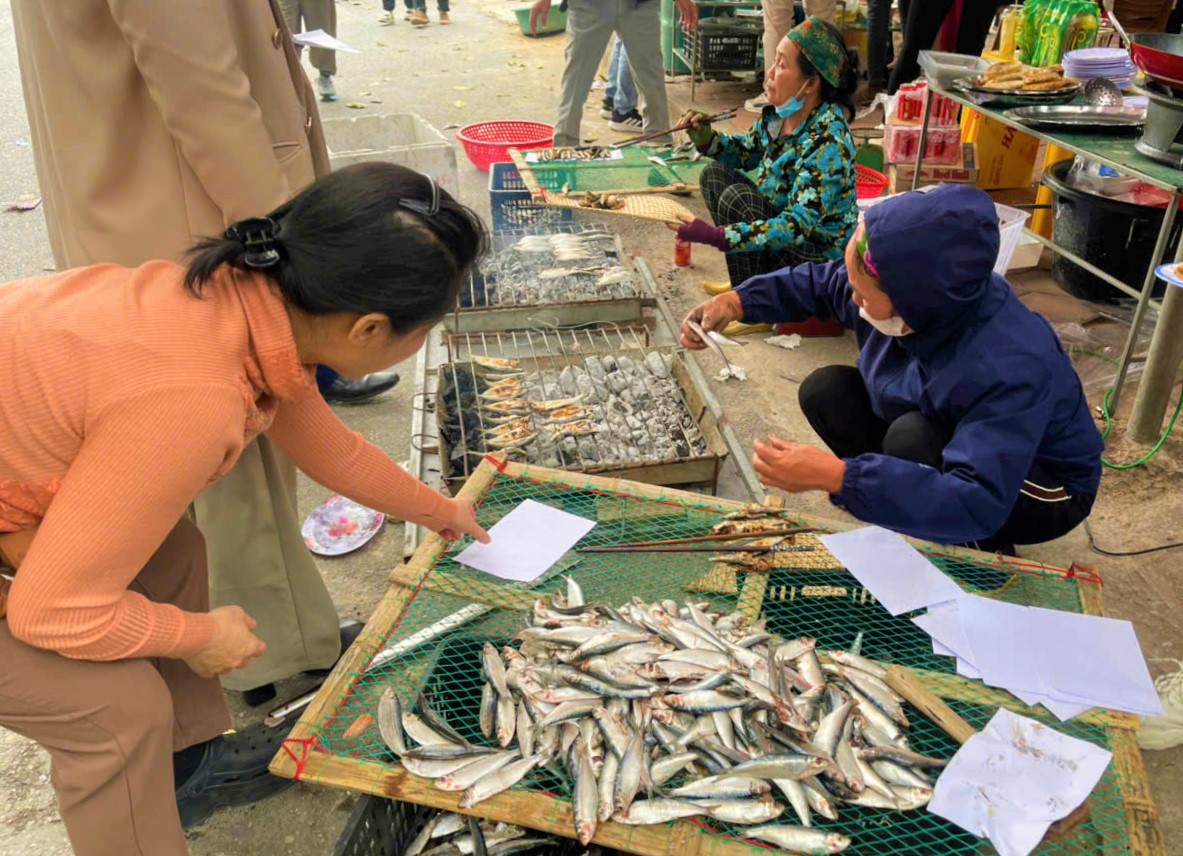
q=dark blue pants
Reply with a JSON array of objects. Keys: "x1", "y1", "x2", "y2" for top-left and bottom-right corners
[{"x1": 316, "y1": 365, "x2": 339, "y2": 393}]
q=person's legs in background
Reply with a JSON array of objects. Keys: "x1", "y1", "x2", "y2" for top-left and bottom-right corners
[
  {"x1": 954, "y1": 0, "x2": 1001, "y2": 58},
  {"x1": 802, "y1": 0, "x2": 839, "y2": 26},
  {"x1": 554, "y1": 0, "x2": 617, "y2": 148},
  {"x1": 888, "y1": 0, "x2": 954, "y2": 92},
  {"x1": 798, "y1": 365, "x2": 891, "y2": 458},
  {"x1": 861, "y1": 0, "x2": 892, "y2": 105},
  {"x1": 751, "y1": 0, "x2": 796, "y2": 112},
  {"x1": 437, "y1": 0, "x2": 451, "y2": 25},
  {"x1": 278, "y1": 0, "x2": 340, "y2": 100},
  {"x1": 615, "y1": 0, "x2": 671, "y2": 142},
  {"x1": 380, "y1": 0, "x2": 396, "y2": 24},
  {"x1": 601, "y1": 37, "x2": 624, "y2": 118},
  {"x1": 404, "y1": 0, "x2": 416, "y2": 19},
  {"x1": 608, "y1": 41, "x2": 642, "y2": 132}
]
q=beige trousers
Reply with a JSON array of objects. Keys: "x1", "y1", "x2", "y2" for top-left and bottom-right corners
[
  {"x1": 0, "y1": 519, "x2": 230, "y2": 856},
  {"x1": 194, "y1": 437, "x2": 340, "y2": 692},
  {"x1": 278, "y1": 0, "x2": 338, "y2": 75},
  {"x1": 762, "y1": 0, "x2": 840, "y2": 74}
]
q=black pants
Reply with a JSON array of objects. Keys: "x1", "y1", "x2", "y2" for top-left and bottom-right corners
[
  {"x1": 700, "y1": 162, "x2": 824, "y2": 287},
  {"x1": 888, "y1": 0, "x2": 999, "y2": 93},
  {"x1": 798, "y1": 366, "x2": 1096, "y2": 550}
]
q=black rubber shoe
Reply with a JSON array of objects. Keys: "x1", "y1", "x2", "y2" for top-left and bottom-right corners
[
  {"x1": 322, "y1": 371, "x2": 399, "y2": 405},
  {"x1": 176, "y1": 722, "x2": 296, "y2": 828}
]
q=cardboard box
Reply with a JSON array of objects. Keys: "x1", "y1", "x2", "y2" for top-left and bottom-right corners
[
  {"x1": 974, "y1": 114, "x2": 1040, "y2": 191},
  {"x1": 888, "y1": 144, "x2": 978, "y2": 192}
]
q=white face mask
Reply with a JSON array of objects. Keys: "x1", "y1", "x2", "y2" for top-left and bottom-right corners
[{"x1": 859, "y1": 305, "x2": 911, "y2": 337}]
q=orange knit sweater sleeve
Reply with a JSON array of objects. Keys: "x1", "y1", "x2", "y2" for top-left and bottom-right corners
[
  {"x1": 266, "y1": 390, "x2": 454, "y2": 529},
  {"x1": 7, "y1": 385, "x2": 245, "y2": 661}
]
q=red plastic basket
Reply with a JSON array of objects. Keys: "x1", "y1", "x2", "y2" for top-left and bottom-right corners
[
  {"x1": 855, "y1": 164, "x2": 890, "y2": 200},
  {"x1": 456, "y1": 121, "x2": 555, "y2": 172}
]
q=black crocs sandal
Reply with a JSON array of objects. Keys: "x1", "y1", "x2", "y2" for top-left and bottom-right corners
[{"x1": 176, "y1": 722, "x2": 296, "y2": 828}]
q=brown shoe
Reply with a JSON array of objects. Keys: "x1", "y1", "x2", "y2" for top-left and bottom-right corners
[
  {"x1": 410, "y1": 9, "x2": 429, "y2": 25},
  {"x1": 439, "y1": 11, "x2": 452, "y2": 23}
]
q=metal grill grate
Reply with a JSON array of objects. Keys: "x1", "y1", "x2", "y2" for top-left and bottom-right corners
[{"x1": 436, "y1": 327, "x2": 726, "y2": 491}]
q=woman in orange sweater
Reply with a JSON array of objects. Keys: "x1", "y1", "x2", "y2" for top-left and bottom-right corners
[{"x1": 0, "y1": 162, "x2": 491, "y2": 856}]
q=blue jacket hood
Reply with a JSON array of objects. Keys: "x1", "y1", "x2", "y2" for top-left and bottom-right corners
[{"x1": 863, "y1": 185, "x2": 1002, "y2": 334}]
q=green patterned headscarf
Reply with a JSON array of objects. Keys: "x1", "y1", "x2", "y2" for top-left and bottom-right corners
[{"x1": 787, "y1": 16, "x2": 849, "y2": 88}]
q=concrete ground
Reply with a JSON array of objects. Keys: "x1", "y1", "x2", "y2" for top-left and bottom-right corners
[{"x1": 0, "y1": 0, "x2": 1180, "y2": 854}]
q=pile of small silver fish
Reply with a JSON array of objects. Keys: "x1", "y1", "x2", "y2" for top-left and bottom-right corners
[
  {"x1": 467, "y1": 232, "x2": 638, "y2": 308},
  {"x1": 451, "y1": 353, "x2": 707, "y2": 469},
  {"x1": 377, "y1": 583, "x2": 947, "y2": 855},
  {"x1": 402, "y1": 810, "x2": 571, "y2": 856}
]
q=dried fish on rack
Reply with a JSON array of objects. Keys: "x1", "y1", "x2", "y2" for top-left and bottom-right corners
[{"x1": 377, "y1": 588, "x2": 946, "y2": 853}]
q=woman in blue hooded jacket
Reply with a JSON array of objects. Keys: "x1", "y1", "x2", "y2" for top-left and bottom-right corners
[{"x1": 682, "y1": 184, "x2": 1103, "y2": 551}]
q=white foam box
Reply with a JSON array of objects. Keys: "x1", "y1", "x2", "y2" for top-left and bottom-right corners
[{"x1": 322, "y1": 112, "x2": 460, "y2": 198}]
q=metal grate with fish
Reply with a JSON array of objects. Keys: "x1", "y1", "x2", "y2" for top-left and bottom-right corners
[
  {"x1": 436, "y1": 328, "x2": 726, "y2": 491},
  {"x1": 450, "y1": 226, "x2": 648, "y2": 334}
]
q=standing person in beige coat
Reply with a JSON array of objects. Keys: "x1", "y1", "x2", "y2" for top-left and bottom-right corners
[{"x1": 11, "y1": 0, "x2": 352, "y2": 713}]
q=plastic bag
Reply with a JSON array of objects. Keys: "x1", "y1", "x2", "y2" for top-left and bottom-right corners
[
  {"x1": 1139, "y1": 659, "x2": 1183, "y2": 750},
  {"x1": 1052, "y1": 320, "x2": 1146, "y2": 396}
]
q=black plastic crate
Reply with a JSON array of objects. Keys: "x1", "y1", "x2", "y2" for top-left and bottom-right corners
[
  {"x1": 690, "y1": 19, "x2": 762, "y2": 72},
  {"x1": 335, "y1": 796, "x2": 426, "y2": 856},
  {"x1": 335, "y1": 794, "x2": 607, "y2": 856}
]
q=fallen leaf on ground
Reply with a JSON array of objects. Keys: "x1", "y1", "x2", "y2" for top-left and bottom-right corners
[
  {"x1": 376, "y1": 40, "x2": 388, "y2": 46},
  {"x1": 346, "y1": 102, "x2": 368, "y2": 109},
  {"x1": 454, "y1": 100, "x2": 468, "y2": 109},
  {"x1": 369, "y1": 98, "x2": 383, "y2": 104},
  {"x1": 7, "y1": 195, "x2": 41, "y2": 212},
  {"x1": 454, "y1": 85, "x2": 473, "y2": 90}
]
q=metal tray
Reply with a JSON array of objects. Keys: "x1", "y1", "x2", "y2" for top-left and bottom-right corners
[
  {"x1": 1003, "y1": 104, "x2": 1146, "y2": 132},
  {"x1": 434, "y1": 326, "x2": 730, "y2": 496},
  {"x1": 952, "y1": 76, "x2": 1081, "y2": 107}
]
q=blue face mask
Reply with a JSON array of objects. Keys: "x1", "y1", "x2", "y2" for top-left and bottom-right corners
[{"x1": 774, "y1": 82, "x2": 811, "y2": 120}]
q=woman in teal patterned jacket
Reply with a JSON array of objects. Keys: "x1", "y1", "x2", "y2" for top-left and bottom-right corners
[{"x1": 673, "y1": 18, "x2": 859, "y2": 300}]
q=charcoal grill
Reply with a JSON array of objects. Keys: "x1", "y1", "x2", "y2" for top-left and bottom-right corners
[
  {"x1": 445, "y1": 223, "x2": 650, "y2": 333},
  {"x1": 435, "y1": 325, "x2": 728, "y2": 493}
]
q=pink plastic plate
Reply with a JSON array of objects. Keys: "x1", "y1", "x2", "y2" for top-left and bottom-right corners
[{"x1": 301, "y1": 495, "x2": 385, "y2": 557}]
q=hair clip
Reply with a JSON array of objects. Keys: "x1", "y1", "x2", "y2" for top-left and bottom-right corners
[
  {"x1": 225, "y1": 217, "x2": 281, "y2": 269},
  {"x1": 398, "y1": 176, "x2": 441, "y2": 218}
]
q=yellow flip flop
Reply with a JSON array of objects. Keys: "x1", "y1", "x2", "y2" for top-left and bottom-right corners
[
  {"x1": 702, "y1": 280, "x2": 733, "y2": 296},
  {"x1": 722, "y1": 321, "x2": 772, "y2": 337}
]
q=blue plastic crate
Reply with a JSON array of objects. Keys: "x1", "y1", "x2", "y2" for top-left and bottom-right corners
[{"x1": 488, "y1": 162, "x2": 572, "y2": 233}]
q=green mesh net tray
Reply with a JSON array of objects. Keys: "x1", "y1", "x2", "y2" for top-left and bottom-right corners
[
  {"x1": 272, "y1": 459, "x2": 1165, "y2": 856},
  {"x1": 510, "y1": 147, "x2": 708, "y2": 197}
]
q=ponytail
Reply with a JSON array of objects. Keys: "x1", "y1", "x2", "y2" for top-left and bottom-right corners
[{"x1": 181, "y1": 163, "x2": 489, "y2": 334}]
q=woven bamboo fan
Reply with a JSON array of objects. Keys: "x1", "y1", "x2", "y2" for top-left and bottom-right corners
[{"x1": 542, "y1": 190, "x2": 695, "y2": 223}]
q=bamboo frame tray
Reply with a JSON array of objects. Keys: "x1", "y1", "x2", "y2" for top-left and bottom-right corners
[
  {"x1": 271, "y1": 459, "x2": 1165, "y2": 856},
  {"x1": 542, "y1": 191, "x2": 695, "y2": 224}
]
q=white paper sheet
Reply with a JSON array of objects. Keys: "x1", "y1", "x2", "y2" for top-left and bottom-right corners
[
  {"x1": 956, "y1": 658, "x2": 982, "y2": 679},
  {"x1": 819, "y1": 527, "x2": 963, "y2": 616},
  {"x1": 932, "y1": 639, "x2": 955, "y2": 657},
  {"x1": 454, "y1": 500, "x2": 595, "y2": 582},
  {"x1": 929, "y1": 709, "x2": 1112, "y2": 856},
  {"x1": 958, "y1": 597, "x2": 1052, "y2": 696},
  {"x1": 293, "y1": 29, "x2": 359, "y2": 52},
  {"x1": 1025, "y1": 607, "x2": 1165, "y2": 717},
  {"x1": 913, "y1": 599, "x2": 975, "y2": 662}
]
